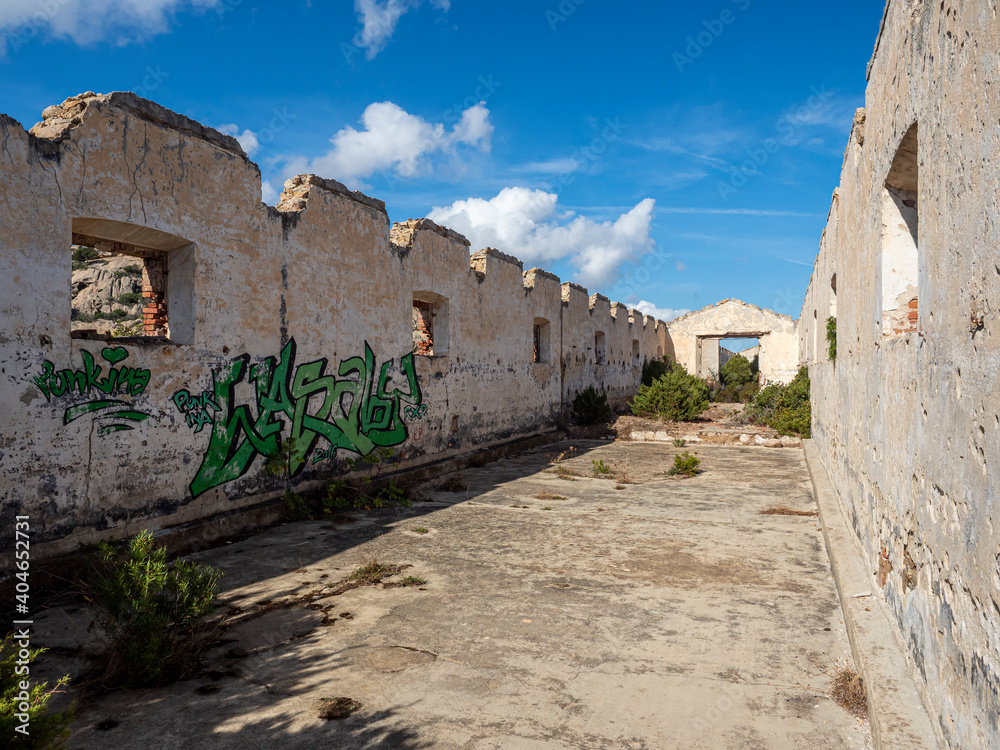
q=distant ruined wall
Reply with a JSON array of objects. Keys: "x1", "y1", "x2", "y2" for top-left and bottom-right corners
[
  {"x1": 799, "y1": 1, "x2": 1000, "y2": 747},
  {"x1": 0, "y1": 92, "x2": 670, "y2": 560},
  {"x1": 668, "y1": 299, "x2": 799, "y2": 384}
]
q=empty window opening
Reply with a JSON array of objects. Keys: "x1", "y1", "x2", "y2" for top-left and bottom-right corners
[
  {"x1": 533, "y1": 317, "x2": 550, "y2": 363},
  {"x1": 881, "y1": 123, "x2": 919, "y2": 335},
  {"x1": 70, "y1": 218, "x2": 194, "y2": 343},
  {"x1": 632, "y1": 339, "x2": 640, "y2": 366},
  {"x1": 830, "y1": 273, "x2": 838, "y2": 317},
  {"x1": 412, "y1": 292, "x2": 449, "y2": 356},
  {"x1": 594, "y1": 331, "x2": 607, "y2": 365}
]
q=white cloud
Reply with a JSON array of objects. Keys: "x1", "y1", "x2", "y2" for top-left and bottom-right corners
[
  {"x1": 353, "y1": 0, "x2": 449, "y2": 59},
  {"x1": 261, "y1": 179, "x2": 279, "y2": 205},
  {"x1": 634, "y1": 300, "x2": 689, "y2": 322},
  {"x1": 217, "y1": 124, "x2": 260, "y2": 157},
  {"x1": 0, "y1": 0, "x2": 218, "y2": 55},
  {"x1": 427, "y1": 187, "x2": 657, "y2": 289},
  {"x1": 288, "y1": 100, "x2": 491, "y2": 189}
]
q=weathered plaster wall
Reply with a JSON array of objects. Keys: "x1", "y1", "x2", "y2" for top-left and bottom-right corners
[
  {"x1": 668, "y1": 299, "x2": 799, "y2": 384},
  {"x1": 0, "y1": 92, "x2": 670, "y2": 559},
  {"x1": 799, "y1": 2, "x2": 1000, "y2": 747}
]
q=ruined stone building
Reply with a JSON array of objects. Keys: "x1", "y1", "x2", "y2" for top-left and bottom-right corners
[
  {"x1": 798, "y1": 1, "x2": 1000, "y2": 747},
  {"x1": 0, "y1": 92, "x2": 672, "y2": 560},
  {"x1": 1, "y1": 0, "x2": 998, "y2": 747}
]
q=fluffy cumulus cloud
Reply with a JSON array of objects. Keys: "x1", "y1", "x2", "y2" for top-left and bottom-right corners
[
  {"x1": 428, "y1": 187, "x2": 657, "y2": 289},
  {"x1": 0, "y1": 0, "x2": 218, "y2": 55},
  {"x1": 353, "y1": 0, "x2": 449, "y2": 59},
  {"x1": 217, "y1": 124, "x2": 260, "y2": 157},
  {"x1": 633, "y1": 300, "x2": 689, "y2": 323},
  {"x1": 289, "y1": 101, "x2": 492, "y2": 188}
]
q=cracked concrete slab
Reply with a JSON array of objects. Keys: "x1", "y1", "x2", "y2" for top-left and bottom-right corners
[{"x1": 41, "y1": 441, "x2": 872, "y2": 749}]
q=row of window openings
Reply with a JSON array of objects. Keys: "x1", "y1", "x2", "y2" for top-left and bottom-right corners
[{"x1": 412, "y1": 300, "x2": 646, "y2": 366}]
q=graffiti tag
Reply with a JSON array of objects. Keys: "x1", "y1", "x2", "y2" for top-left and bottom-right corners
[
  {"x1": 31, "y1": 346, "x2": 153, "y2": 435},
  {"x1": 180, "y1": 338, "x2": 423, "y2": 498},
  {"x1": 172, "y1": 389, "x2": 221, "y2": 433}
]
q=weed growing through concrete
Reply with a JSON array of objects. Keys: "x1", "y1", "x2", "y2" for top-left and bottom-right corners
[
  {"x1": 592, "y1": 459, "x2": 614, "y2": 477},
  {"x1": 347, "y1": 558, "x2": 398, "y2": 585},
  {"x1": 673, "y1": 438, "x2": 687, "y2": 447},
  {"x1": 668, "y1": 452, "x2": 702, "y2": 477},
  {"x1": 553, "y1": 465, "x2": 578, "y2": 481},
  {"x1": 412, "y1": 527, "x2": 429, "y2": 534},
  {"x1": 830, "y1": 666, "x2": 868, "y2": 718},
  {"x1": 0, "y1": 635, "x2": 73, "y2": 744},
  {"x1": 320, "y1": 697, "x2": 362, "y2": 720}
]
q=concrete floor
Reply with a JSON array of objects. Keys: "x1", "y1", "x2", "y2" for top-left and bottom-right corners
[{"x1": 48, "y1": 441, "x2": 872, "y2": 749}]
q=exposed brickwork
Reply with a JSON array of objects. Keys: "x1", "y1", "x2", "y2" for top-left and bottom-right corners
[
  {"x1": 141, "y1": 257, "x2": 168, "y2": 336},
  {"x1": 412, "y1": 300, "x2": 433, "y2": 356}
]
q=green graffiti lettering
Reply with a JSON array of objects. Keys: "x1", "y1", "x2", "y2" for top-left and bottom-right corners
[
  {"x1": 29, "y1": 348, "x2": 154, "y2": 435},
  {"x1": 179, "y1": 338, "x2": 424, "y2": 498}
]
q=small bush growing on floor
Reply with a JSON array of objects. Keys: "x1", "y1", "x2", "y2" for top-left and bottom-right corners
[
  {"x1": 591, "y1": 459, "x2": 613, "y2": 477},
  {"x1": 744, "y1": 367, "x2": 811, "y2": 437},
  {"x1": 672, "y1": 438, "x2": 686, "y2": 447},
  {"x1": 571, "y1": 386, "x2": 613, "y2": 424},
  {"x1": 831, "y1": 666, "x2": 867, "y2": 718},
  {"x1": 631, "y1": 368, "x2": 709, "y2": 422},
  {"x1": 85, "y1": 531, "x2": 223, "y2": 687},
  {"x1": 668, "y1": 452, "x2": 701, "y2": 477},
  {"x1": 0, "y1": 634, "x2": 73, "y2": 747}
]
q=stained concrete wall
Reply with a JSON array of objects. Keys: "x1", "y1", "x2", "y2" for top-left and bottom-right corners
[
  {"x1": 668, "y1": 299, "x2": 799, "y2": 384},
  {"x1": 798, "y1": 2, "x2": 1000, "y2": 747},
  {"x1": 0, "y1": 92, "x2": 671, "y2": 559}
]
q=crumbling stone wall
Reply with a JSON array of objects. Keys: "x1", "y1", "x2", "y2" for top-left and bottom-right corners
[
  {"x1": 668, "y1": 299, "x2": 799, "y2": 384},
  {"x1": 0, "y1": 92, "x2": 671, "y2": 560},
  {"x1": 799, "y1": 1, "x2": 1000, "y2": 747}
]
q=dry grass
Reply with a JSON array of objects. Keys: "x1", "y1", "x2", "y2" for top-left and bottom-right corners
[
  {"x1": 831, "y1": 666, "x2": 868, "y2": 718},
  {"x1": 383, "y1": 575, "x2": 426, "y2": 589},
  {"x1": 760, "y1": 506, "x2": 818, "y2": 517},
  {"x1": 537, "y1": 493, "x2": 567, "y2": 501}
]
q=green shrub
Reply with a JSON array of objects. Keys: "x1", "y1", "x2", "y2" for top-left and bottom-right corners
[
  {"x1": 71, "y1": 246, "x2": 99, "y2": 263},
  {"x1": 641, "y1": 356, "x2": 679, "y2": 387},
  {"x1": 1, "y1": 634, "x2": 73, "y2": 747},
  {"x1": 571, "y1": 386, "x2": 613, "y2": 424},
  {"x1": 744, "y1": 367, "x2": 812, "y2": 437},
  {"x1": 591, "y1": 459, "x2": 613, "y2": 477},
  {"x1": 720, "y1": 354, "x2": 753, "y2": 388},
  {"x1": 668, "y1": 452, "x2": 701, "y2": 477},
  {"x1": 85, "y1": 531, "x2": 223, "y2": 687},
  {"x1": 827, "y1": 316, "x2": 837, "y2": 361},
  {"x1": 117, "y1": 292, "x2": 142, "y2": 306},
  {"x1": 631, "y1": 368, "x2": 709, "y2": 422}
]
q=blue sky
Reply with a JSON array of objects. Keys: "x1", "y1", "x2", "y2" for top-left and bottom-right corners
[{"x1": 0, "y1": 0, "x2": 886, "y2": 327}]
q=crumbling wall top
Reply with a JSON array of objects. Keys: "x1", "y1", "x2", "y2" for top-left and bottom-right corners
[
  {"x1": 30, "y1": 91, "x2": 246, "y2": 157},
  {"x1": 278, "y1": 174, "x2": 387, "y2": 215},
  {"x1": 391, "y1": 218, "x2": 470, "y2": 248},
  {"x1": 470, "y1": 247, "x2": 523, "y2": 274}
]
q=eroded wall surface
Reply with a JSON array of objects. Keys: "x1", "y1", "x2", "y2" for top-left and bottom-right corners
[
  {"x1": 668, "y1": 299, "x2": 799, "y2": 384},
  {"x1": 799, "y1": 2, "x2": 1000, "y2": 747},
  {"x1": 0, "y1": 92, "x2": 670, "y2": 559}
]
